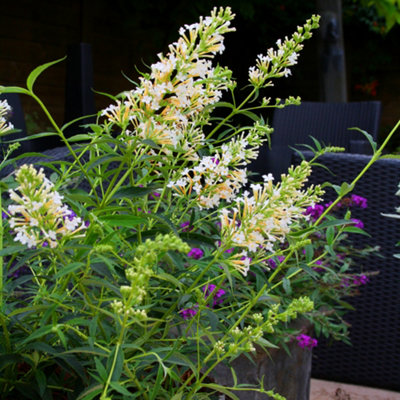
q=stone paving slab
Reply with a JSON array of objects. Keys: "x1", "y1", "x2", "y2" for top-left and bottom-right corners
[{"x1": 310, "y1": 379, "x2": 400, "y2": 400}]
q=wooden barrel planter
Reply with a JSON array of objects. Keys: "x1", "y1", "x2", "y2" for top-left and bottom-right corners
[{"x1": 212, "y1": 340, "x2": 312, "y2": 400}]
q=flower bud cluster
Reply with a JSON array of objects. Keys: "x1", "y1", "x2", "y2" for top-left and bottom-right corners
[
  {"x1": 0, "y1": 99, "x2": 14, "y2": 135},
  {"x1": 115, "y1": 234, "x2": 190, "y2": 317},
  {"x1": 8, "y1": 164, "x2": 86, "y2": 248},
  {"x1": 248, "y1": 15, "x2": 320, "y2": 88}
]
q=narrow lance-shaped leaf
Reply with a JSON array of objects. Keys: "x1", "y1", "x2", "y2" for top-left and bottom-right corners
[{"x1": 26, "y1": 57, "x2": 66, "y2": 92}]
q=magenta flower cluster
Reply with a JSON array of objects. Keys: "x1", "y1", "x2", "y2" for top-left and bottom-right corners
[
  {"x1": 296, "y1": 334, "x2": 318, "y2": 349},
  {"x1": 179, "y1": 284, "x2": 226, "y2": 320},
  {"x1": 304, "y1": 204, "x2": 325, "y2": 221},
  {"x1": 304, "y1": 194, "x2": 368, "y2": 222},
  {"x1": 202, "y1": 284, "x2": 226, "y2": 307},
  {"x1": 342, "y1": 274, "x2": 369, "y2": 287},
  {"x1": 179, "y1": 307, "x2": 198, "y2": 320},
  {"x1": 350, "y1": 194, "x2": 368, "y2": 208},
  {"x1": 180, "y1": 221, "x2": 193, "y2": 232},
  {"x1": 187, "y1": 247, "x2": 204, "y2": 259},
  {"x1": 267, "y1": 255, "x2": 285, "y2": 269}
]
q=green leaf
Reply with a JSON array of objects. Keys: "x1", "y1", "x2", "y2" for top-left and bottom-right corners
[
  {"x1": 95, "y1": 357, "x2": 107, "y2": 382},
  {"x1": 282, "y1": 278, "x2": 292, "y2": 295},
  {"x1": 0, "y1": 354, "x2": 23, "y2": 369},
  {"x1": 142, "y1": 139, "x2": 161, "y2": 149},
  {"x1": 62, "y1": 114, "x2": 97, "y2": 133},
  {"x1": 99, "y1": 214, "x2": 146, "y2": 227},
  {"x1": 61, "y1": 346, "x2": 108, "y2": 357},
  {"x1": 20, "y1": 325, "x2": 54, "y2": 346},
  {"x1": 332, "y1": 182, "x2": 354, "y2": 197},
  {"x1": 66, "y1": 133, "x2": 94, "y2": 142},
  {"x1": 76, "y1": 384, "x2": 103, "y2": 400},
  {"x1": 26, "y1": 57, "x2": 66, "y2": 92},
  {"x1": 255, "y1": 336, "x2": 279, "y2": 349},
  {"x1": 112, "y1": 185, "x2": 159, "y2": 199},
  {"x1": 316, "y1": 218, "x2": 354, "y2": 230},
  {"x1": 349, "y1": 127, "x2": 377, "y2": 152},
  {"x1": 156, "y1": 272, "x2": 183, "y2": 289},
  {"x1": 326, "y1": 225, "x2": 335, "y2": 245},
  {"x1": 5, "y1": 131, "x2": 58, "y2": 142},
  {"x1": 107, "y1": 345, "x2": 124, "y2": 381},
  {"x1": 182, "y1": 232, "x2": 218, "y2": 247},
  {"x1": 144, "y1": 213, "x2": 179, "y2": 235},
  {"x1": 35, "y1": 369, "x2": 47, "y2": 397},
  {"x1": 305, "y1": 245, "x2": 314, "y2": 263},
  {"x1": 342, "y1": 226, "x2": 370, "y2": 236},
  {"x1": 110, "y1": 381, "x2": 135, "y2": 396},
  {"x1": 170, "y1": 393, "x2": 183, "y2": 400},
  {"x1": 200, "y1": 383, "x2": 240, "y2": 400},
  {"x1": 54, "y1": 262, "x2": 85, "y2": 278},
  {"x1": 0, "y1": 86, "x2": 30, "y2": 95},
  {"x1": 165, "y1": 352, "x2": 196, "y2": 371},
  {"x1": 149, "y1": 364, "x2": 164, "y2": 400},
  {"x1": 237, "y1": 109, "x2": 260, "y2": 122},
  {"x1": 86, "y1": 154, "x2": 121, "y2": 171},
  {"x1": 0, "y1": 245, "x2": 27, "y2": 256},
  {"x1": 65, "y1": 189, "x2": 96, "y2": 207}
]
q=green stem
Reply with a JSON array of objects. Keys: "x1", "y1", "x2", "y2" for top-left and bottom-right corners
[
  {"x1": 100, "y1": 342, "x2": 121, "y2": 400},
  {"x1": 205, "y1": 87, "x2": 257, "y2": 140},
  {"x1": 30, "y1": 93, "x2": 100, "y2": 203}
]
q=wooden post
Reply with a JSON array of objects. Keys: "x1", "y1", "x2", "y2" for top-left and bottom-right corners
[{"x1": 316, "y1": 0, "x2": 348, "y2": 102}]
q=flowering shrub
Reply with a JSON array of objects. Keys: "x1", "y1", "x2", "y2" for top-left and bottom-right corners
[{"x1": 0, "y1": 7, "x2": 398, "y2": 400}]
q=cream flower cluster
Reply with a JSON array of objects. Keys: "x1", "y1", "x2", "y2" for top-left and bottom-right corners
[
  {"x1": 167, "y1": 147, "x2": 248, "y2": 209},
  {"x1": 101, "y1": 7, "x2": 235, "y2": 160},
  {"x1": 8, "y1": 164, "x2": 86, "y2": 248},
  {"x1": 220, "y1": 161, "x2": 324, "y2": 273},
  {"x1": 0, "y1": 99, "x2": 14, "y2": 135},
  {"x1": 248, "y1": 15, "x2": 320, "y2": 88}
]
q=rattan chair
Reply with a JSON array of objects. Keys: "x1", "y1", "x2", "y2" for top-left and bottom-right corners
[
  {"x1": 293, "y1": 150, "x2": 400, "y2": 392},
  {"x1": 0, "y1": 93, "x2": 33, "y2": 156},
  {"x1": 250, "y1": 101, "x2": 382, "y2": 180}
]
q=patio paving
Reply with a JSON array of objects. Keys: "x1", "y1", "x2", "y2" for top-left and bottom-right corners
[{"x1": 310, "y1": 379, "x2": 400, "y2": 400}]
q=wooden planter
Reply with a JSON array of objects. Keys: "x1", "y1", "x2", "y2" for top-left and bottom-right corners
[{"x1": 212, "y1": 341, "x2": 312, "y2": 400}]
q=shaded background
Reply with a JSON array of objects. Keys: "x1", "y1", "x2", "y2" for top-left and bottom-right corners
[{"x1": 1, "y1": 0, "x2": 399, "y2": 149}]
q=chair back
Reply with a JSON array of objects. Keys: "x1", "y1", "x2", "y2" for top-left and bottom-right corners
[
  {"x1": 250, "y1": 101, "x2": 382, "y2": 180},
  {"x1": 0, "y1": 93, "x2": 33, "y2": 156}
]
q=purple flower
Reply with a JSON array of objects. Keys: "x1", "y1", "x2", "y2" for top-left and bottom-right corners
[
  {"x1": 180, "y1": 221, "x2": 193, "y2": 232},
  {"x1": 312, "y1": 260, "x2": 325, "y2": 273},
  {"x1": 351, "y1": 194, "x2": 368, "y2": 209},
  {"x1": 351, "y1": 218, "x2": 364, "y2": 229},
  {"x1": 267, "y1": 255, "x2": 285, "y2": 269},
  {"x1": 2, "y1": 211, "x2": 8, "y2": 219},
  {"x1": 188, "y1": 248, "x2": 204, "y2": 259},
  {"x1": 202, "y1": 284, "x2": 226, "y2": 307},
  {"x1": 325, "y1": 201, "x2": 342, "y2": 209},
  {"x1": 217, "y1": 240, "x2": 235, "y2": 253},
  {"x1": 296, "y1": 334, "x2": 318, "y2": 349},
  {"x1": 65, "y1": 210, "x2": 77, "y2": 221},
  {"x1": 304, "y1": 204, "x2": 324, "y2": 221},
  {"x1": 341, "y1": 277, "x2": 351, "y2": 287},
  {"x1": 179, "y1": 307, "x2": 197, "y2": 320},
  {"x1": 353, "y1": 274, "x2": 369, "y2": 285},
  {"x1": 148, "y1": 192, "x2": 161, "y2": 200}
]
